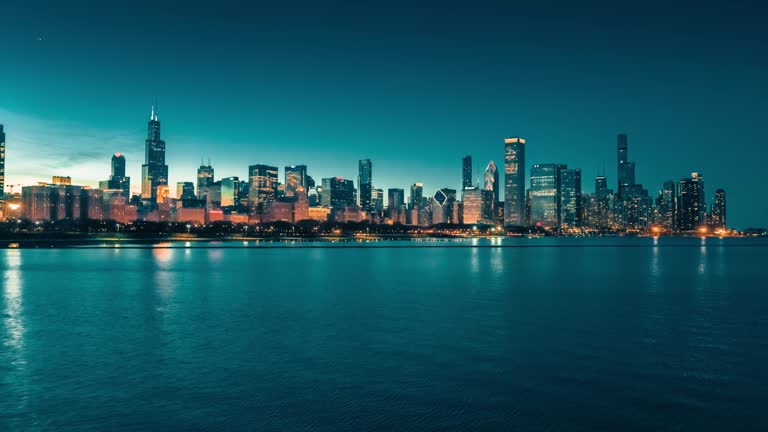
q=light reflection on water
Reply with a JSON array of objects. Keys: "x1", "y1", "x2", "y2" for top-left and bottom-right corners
[
  {"x1": 2, "y1": 238, "x2": 767, "y2": 431},
  {"x1": 699, "y1": 237, "x2": 708, "y2": 276},
  {"x1": 2, "y1": 250, "x2": 25, "y2": 356},
  {"x1": 2, "y1": 249, "x2": 28, "y2": 415}
]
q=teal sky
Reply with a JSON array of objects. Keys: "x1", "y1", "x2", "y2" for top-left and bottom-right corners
[{"x1": 1, "y1": 0, "x2": 766, "y2": 228}]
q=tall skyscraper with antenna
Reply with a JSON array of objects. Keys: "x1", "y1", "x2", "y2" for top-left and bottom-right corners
[
  {"x1": 617, "y1": 133, "x2": 635, "y2": 197},
  {"x1": 0, "y1": 124, "x2": 5, "y2": 208},
  {"x1": 140, "y1": 103, "x2": 168, "y2": 206},
  {"x1": 197, "y1": 158, "x2": 215, "y2": 201}
]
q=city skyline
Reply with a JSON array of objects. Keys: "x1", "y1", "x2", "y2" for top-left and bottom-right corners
[
  {"x1": 0, "y1": 105, "x2": 734, "y2": 236},
  {"x1": 0, "y1": 109, "x2": 745, "y2": 230},
  {"x1": 1, "y1": 1, "x2": 766, "y2": 228}
]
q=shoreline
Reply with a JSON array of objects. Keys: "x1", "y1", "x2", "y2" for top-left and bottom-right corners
[{"x1": 2, "y1": 234, "x2": 764, "y2": 249}]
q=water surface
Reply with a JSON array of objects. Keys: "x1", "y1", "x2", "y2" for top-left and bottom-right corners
[{"x1": 2, "y1": 238, "x2": 767, "y2": 431}]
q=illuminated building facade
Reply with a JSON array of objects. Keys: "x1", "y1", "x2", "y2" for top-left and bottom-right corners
[
  {"x1": 371, "y1": 188, "x2": 384, "y2": 212},
  {"x1": 677, "y1": 173, "x2": 705, "y2": 231},
  {"x1": 504, "y1": 137, "x2": 526, "y2": 226},
  {"x1": 221, "y1": 176, "x2": 239, "y2": 208},
  {"x1": 484, "y1": 160, "x2": 499, "y2": 215},
  {"x1": 712, "y1": 189, "x2": 726, "y2": 228},
  {"x1": 657, "y1": 180, "x2": 676, "y2": 229},
  {"x1": 197, "y1": 162, "x2": 214, "y2": 200},
  {"x1": 83, "y1": 188, "x2": 104, "y2": 220},
  {"x1": 21, "y1": 185, "x2": 52, "y2": 221},
  {"x1": 529, "y1": 163, "x2": 564, "y2": 228},
  {"x1": 559, "y1": 168, "x2": 582, "y2": 228},
  {"x1": 52, "y1": 176, "x2": 72, "y2": 185},
  {"x1": 285, "y1": 165, "x2": 307, "y2": 198},
  {"x1": 248, "y1": 164, "x2": 279, "y2": 209},
  {"x1": 462, "y1": 186, "x2": 483, "y2": 224}
]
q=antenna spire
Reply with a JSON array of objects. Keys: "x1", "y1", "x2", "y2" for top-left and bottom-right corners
[{"x1": 150, "y1": 98, "x2": 159, "y2": 121}]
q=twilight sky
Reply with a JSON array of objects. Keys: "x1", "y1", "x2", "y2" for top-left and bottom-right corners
[{"x1": 1, "y1": 0, "x2": 766, "y2": 228}]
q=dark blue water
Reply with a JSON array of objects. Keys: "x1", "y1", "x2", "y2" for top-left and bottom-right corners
[{"x1": 2, "y1": 238, "x2": 768, "y2": 431}]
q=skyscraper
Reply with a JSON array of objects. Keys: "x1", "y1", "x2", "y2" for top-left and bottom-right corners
[
  {"x1": 617, "y1": 133, "x2": 636, "y2": 197},
  {"x1": 529, "y1": 163, "x2": 564, "y2": 228},
  {"x1": 504, "y1": 137, "x2": 526, "y2": 226},
  {"x1": 677, "y1": 173, "x2": 705, "y2": 231},
  {"x1": 176, "y1": 182, "x2": 196, "y2": 201},
  {"x1": 358, "y1": 159, "x2": 372, "y2": 210},
  {"x1": 712, "y1": 189, "x2": 726, "y2": 228},
  {"x1": 387, "y1": 188, "x2": 404, "y2": 210},
  {"x1": 462, "y1": 186, "x2": 483, "y2": 224},
  {"x1": 559, "y1": 168, "x2": 582, "y2": 228},
  {"x1": 431, "y1": 188, "x2": 457, "y2": 224},
  {"x1": 658, "y1": 180, "x2": 676, "y2": 229},
  {"x1": 595, "y1": 176, "x2": 608, "y2": 198},
  {"x1": 285, "y1": 165, "x2": 307, "y2": 198},
  {"x1": 105, "y1": 153, "x2": 130, "y2": 197},
  {"x1": 483, "y1": 161, "x2": 499, "y2": 219},
  {"x1": 248, "y1": 164, "x2": 279, "y2": 210},
  {"x1": 0, "y1": 125, "x2": 5, "y2": 208},
  {"x1": 221, "y1": 176, "x2": 239, "y2": 208},
  {"x1": 196, "y1": 161, "x2": 214, "y2": 200},
  {"x1": 462, "y1": 155, "x2": 472, "y2": 189},
  {"x1": 409, "y1": 183, "x2": 423, "y2": 209},
  {"x1": 371, "y1": 188, "x2": 384, "y2": 212},
  {"x1": 320, "y1": 177, "x2": 355, "y2": 208},
  {"x1": 112, "y1": 153, "x2": 125, "y2": 178},
  {"x1": 140, "y1": 104, "x2": 168, "y2": 206}
]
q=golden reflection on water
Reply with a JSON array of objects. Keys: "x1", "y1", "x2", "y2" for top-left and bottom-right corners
[
  {"x1": 3, "y1": 249, "x2": 25, "y2": 356},
  {"x1": 152, "y1": 247, "x2": 176, "y2": 302},
  {"x1": 2, "y1": 249, "x2": 29, "y2": 412}
]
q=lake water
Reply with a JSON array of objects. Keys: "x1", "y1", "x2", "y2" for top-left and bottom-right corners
[{"x1": 2, "y1": 237, "x2": 768, "y2": 431}]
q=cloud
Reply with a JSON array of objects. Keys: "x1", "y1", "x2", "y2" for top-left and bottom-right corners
[{"x1": 0, "y1": 108, "x2": 141, "y2": 190}]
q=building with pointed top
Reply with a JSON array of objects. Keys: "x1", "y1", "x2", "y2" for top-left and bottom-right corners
[
  {"x1": 141, "y1": 103, "x2": 168, "y2": 206},
  {"x1": 0, "y1": 124, "x2": 6, "y2": 209},
  {"x1": 484, "y1": 160, "x2": 499, "y2": 216},
  {"x1": 197, "y1": 160, "x2": 214, "y2": 201}
]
